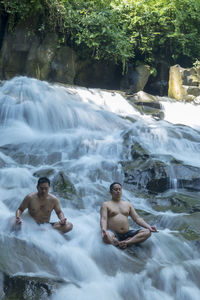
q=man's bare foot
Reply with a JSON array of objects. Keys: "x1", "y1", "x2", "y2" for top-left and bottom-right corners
[
  {"x1": 119, "y1": 241, "x2": 128, "y2": 249},
  {"x1": 112, "y1": 236, "x2": 120, "y2": 247}
]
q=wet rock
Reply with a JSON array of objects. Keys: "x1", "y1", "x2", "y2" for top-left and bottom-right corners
[
  {"x1": 3, "y1": 273, "x2": 66, "y2": 300},
  {"x1": 145, "y1": 60, "x2": 169, "y2": 96},
  {"x1": 121, "y1": 142, "x2": 200, "y2": 194},
  {"x1": 0, "y1": 144, "x2": 39, "y2": 165},
  {"x1": 33, "y1": 167, "x2": 55, "y2": 178},
  {"x1": 145, "y1": 190, "x2": 200, "y2": 242},
  {"x1": 120, "y1": 64, "x2": 150, "y2": 93},
  {"x1": 131, "y1": 142, "x2": 150, "y2": 160},
  {"x1": 0, "y1": 18, "x2": 40, "y2": 79},
  {"x1": 192, "y1": 240, "x2": 200, "y2": 251},
  {"x1": 0, "y1": 18, "x2": 121, "y2": 88},
  {"x1": 28, "y1": 154, "x2": 44, "y2": 166},
  {"x1": 125, "y1": 91, "x2": 164, "y2": 119},
  {"x1": 12, "y1": 151, "x2": 30, "y2": 165},
  {"x1": 52, "y1": 171, "x2": 77, "y2": 200},
  {"x1": 27, "y1": 33, "x2": 58, "y2": 80},
  {"x1": 152, "y1": 191, "x2": 200, "y2": 214},
  {"x1": 176, "y1": 213, "x2": 200, "y2": 241},
  {"x1": 0, "y1": 272, "x2": 4, "y2": 299},
  {"x1": 50, "y1": 46, "x2": 78, "y2": 84},
  {"x1": 44, "y1": 152, "x2": 62, "y2": 165},
  {"x1": 179, "y1": 178, "x2": 200, "y2": 191},
  {"x1": 0, "y1": 157, "x2": 6, "y2": 168},
  {"x1": 0, "y1": 144, "x2": 62, "y2": 166},
  {"x1": 168, "y1": 64, "x2": 200, "y2": 101},
  {"x1": 122, "y1": 159, "x2": 170, "y2": 193},
  {"x1": 74, "y1": 60, "x2": 121, "y2": 89}
]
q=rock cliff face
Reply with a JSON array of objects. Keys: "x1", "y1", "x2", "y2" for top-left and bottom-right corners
[
  {"x1": 1, "y1": 17, "x2": 200, "y2": 98},
  {"x1": 0, "y1": 17, "x2": 152, "y2": 92},
  {"x1": 168, "y1": 64, "x2": 200, "y2": 101},
  {"x1": 121, "y1": 139, "x2": 200, "y2": 194},
  {"x1": 0, "y1": 19, "x2": 121, "y2": 89}
]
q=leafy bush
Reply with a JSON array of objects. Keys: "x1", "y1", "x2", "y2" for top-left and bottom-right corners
[{"x1": 1, "y1": 0, "x2": 200, "y2": 70}]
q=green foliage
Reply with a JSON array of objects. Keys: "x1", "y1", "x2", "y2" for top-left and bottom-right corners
[
  {"x1": 193, "y1": 60, "x2": 200, "y2": 69},
  {"x1": 1, "y1": 0, "x2": 200, "y2": 69},
  {"x1": 0, "y1": 0, "x2": 43, "y2": 29}
]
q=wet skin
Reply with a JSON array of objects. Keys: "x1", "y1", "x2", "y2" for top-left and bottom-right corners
[
  {"x1": 16, "y1": 182, "x2": 73, "y2": 234},
  {"x1": 100, "y1": 184, "x2": 157, "y2": 249}
]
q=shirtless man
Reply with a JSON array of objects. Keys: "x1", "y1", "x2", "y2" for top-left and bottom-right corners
[
  {"x1": 100, "y1": 182, "x2": 157, "y2": 249},
  {"x1": 15, "y1": 177, "x2": 73, "y2": 234}
]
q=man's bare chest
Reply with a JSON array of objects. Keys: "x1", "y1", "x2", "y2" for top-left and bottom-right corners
[
  {"x1": 107, "y1": 203, "x2": 130, "y2": 217},
  {"x1": 28, "y1": 199, "x2": 54, "y2": 214}
]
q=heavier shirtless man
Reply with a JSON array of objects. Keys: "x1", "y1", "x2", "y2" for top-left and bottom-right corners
[
  {"x1": 100, "y1": 182, "x2": 157, "y2": 249},
  {"x1": 15, "y1": 177, "x2": 73, "y2": 234}
]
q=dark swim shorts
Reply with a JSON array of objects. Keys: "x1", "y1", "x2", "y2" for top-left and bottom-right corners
[
  {"x1": 49, "y1": 222, "x2": 57, "y2": 226},
  {"x1": 115, "y1": 229, "x2": 141, "y2": 241}
]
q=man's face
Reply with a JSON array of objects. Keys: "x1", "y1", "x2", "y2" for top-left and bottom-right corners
[
  {"x1": 37, "y1": 182, "x2": 50, "y2": 197},
  {"x1": 111, "y1": 184, "x2": 122, "y2": 200}
]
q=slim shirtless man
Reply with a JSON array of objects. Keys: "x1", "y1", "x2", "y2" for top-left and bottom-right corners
[
  {"x1": 15, "y1": 177, "x2": 73, "y2": 234},
  {"x1": 100, "y1": 182, "x2": 157, "y2": 249}
]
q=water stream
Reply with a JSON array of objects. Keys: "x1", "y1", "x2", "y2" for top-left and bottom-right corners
[{"x1": 0, "y1": 77, "x2": 200, "y2": 299}]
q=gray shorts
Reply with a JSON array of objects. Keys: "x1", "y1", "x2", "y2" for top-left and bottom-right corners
[{"x1": 115, "y1": 229, "x2": 141, "y2": 241}]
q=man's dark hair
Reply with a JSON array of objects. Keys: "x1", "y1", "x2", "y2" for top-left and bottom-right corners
[
  {"x1": 37, "y1": 177, "x2": 50, "y2": 186},
  {"x1": 109, "y1": 182, "x2": 122, "y2": 192}
]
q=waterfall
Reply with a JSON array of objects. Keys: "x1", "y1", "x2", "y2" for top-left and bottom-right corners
[
  {"x1": 161, "y1": 99, "x2": 200, "y2": 131},
  {"x1": 0, "y1": 77, "x2": 199, "y2": 300}
]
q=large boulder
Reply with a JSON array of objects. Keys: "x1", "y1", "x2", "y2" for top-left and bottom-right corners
[
  {"x1": 0, "y1": 144, "x2": 62, "y2": 167},
  {"x1": 121, "y1": 142, "x2": 200, "y2": 194},
  {"x1": 52, "y1": 171, "x2": 77, "y2": 200},
  {"x1": 0, "y1": 19, "x2": 78, "y2": 83},
  {"x1": 120, "y1": 64, "x2": 150, "y2": 93},
  {"x1": 3, "y1": 273, "x2": 64, "y2": 300},
  {"x1": 144, "y1": 60, "x2": 169, "y2": 96},
  {"x1": 151, "y1": 191, "x2": 200, "y2": 242},
  {"x1": 126, "y1": 91, "x2": 164, "y2": 119},
  {"x1": 153, "y1": 192, "x2": 200, "y2": 214},
  {"x1": 0, "y1": 18, "x2": 122, "y2": 89},
  {"x1": 50, "y1": 46, "x2": 78, "y2": 84},
  {"x1": 168, "y1": 64, "x2": 200, "y2": 101},
  {"x1": 0, "y1": 22, "x2": 36, "y2": 78},
  {"x1": 26, "y1": 33, "x2": 58, "y2": 80},
  {"x1": 74, "y1": 60, "x2": 121, "y2": 89},
  {"x1": 51, "y1": 171, "x2": 83, "y2": 208}
]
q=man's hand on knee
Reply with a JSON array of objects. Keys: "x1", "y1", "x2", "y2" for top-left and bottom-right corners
[
  {"x1": 59, "y1": 218, "x2": 66, "y2": 225},
  {"x1": 16, "y1": 217, "x2": 22, "y2": 225}
]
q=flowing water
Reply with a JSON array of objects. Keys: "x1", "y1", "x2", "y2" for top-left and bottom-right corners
[{"x1": 0, "y1": 77, "x2": 200, "y2": 300}]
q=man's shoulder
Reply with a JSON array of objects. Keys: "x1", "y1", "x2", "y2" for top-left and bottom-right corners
[
  {"x1": 48, "y1": 193, "x2": 59, "y2": 202},
  {"x1": 101, "y1": 200, "x2": 111, "y2": 207},
  {"x1": 121, "y1": 200, "x2": 131, "y2": 205},
  {"x1": 120, "y1": 200, "x2": 133, "y2": 208},
  {"x1": 25, "y1": 192, "x2": 37, "y2": 200}
]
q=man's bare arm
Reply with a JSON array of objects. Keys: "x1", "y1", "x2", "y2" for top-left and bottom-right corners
[
  {"x1": 54, "y1": 198, "x2": 66, "y2": 224},
  {"x1": 129, "y1": 204, "x2": 157, "y2": 232},
  {"x1": 100, "y1": 203, "x2": 108, "y2": 236},
  {"x1": 16, "y1": 196, "x2": 29, "y2": 223}
]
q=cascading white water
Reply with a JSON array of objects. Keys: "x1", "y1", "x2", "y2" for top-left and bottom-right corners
[
  {"x1": 0, "y1": 77, "x2": 200, "y2": 300},
  {"x1": 161, "y1": 99, "x2": 200, "y2": 131}
]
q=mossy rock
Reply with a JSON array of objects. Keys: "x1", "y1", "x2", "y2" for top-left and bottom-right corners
[
  {"x1": 152, "y1": 191, "x2": 200, "y2": 214},
  {"x1": 52, "y1": 171, "x2": 76, "y2": 200},
  {"x1": 176, "y1": 213, "x2": 200, "y2": 241},
  {"x1": 2, "y1": 273, "x2": 65, "y2": 300}
]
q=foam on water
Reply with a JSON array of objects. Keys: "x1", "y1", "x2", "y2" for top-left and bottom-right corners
[
  {"x1": 0, "y1": 77, "x2": 199, "y2": 299},
  {"x1": 162, "y1": 100, "x2": 200, "y2": 131}
]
